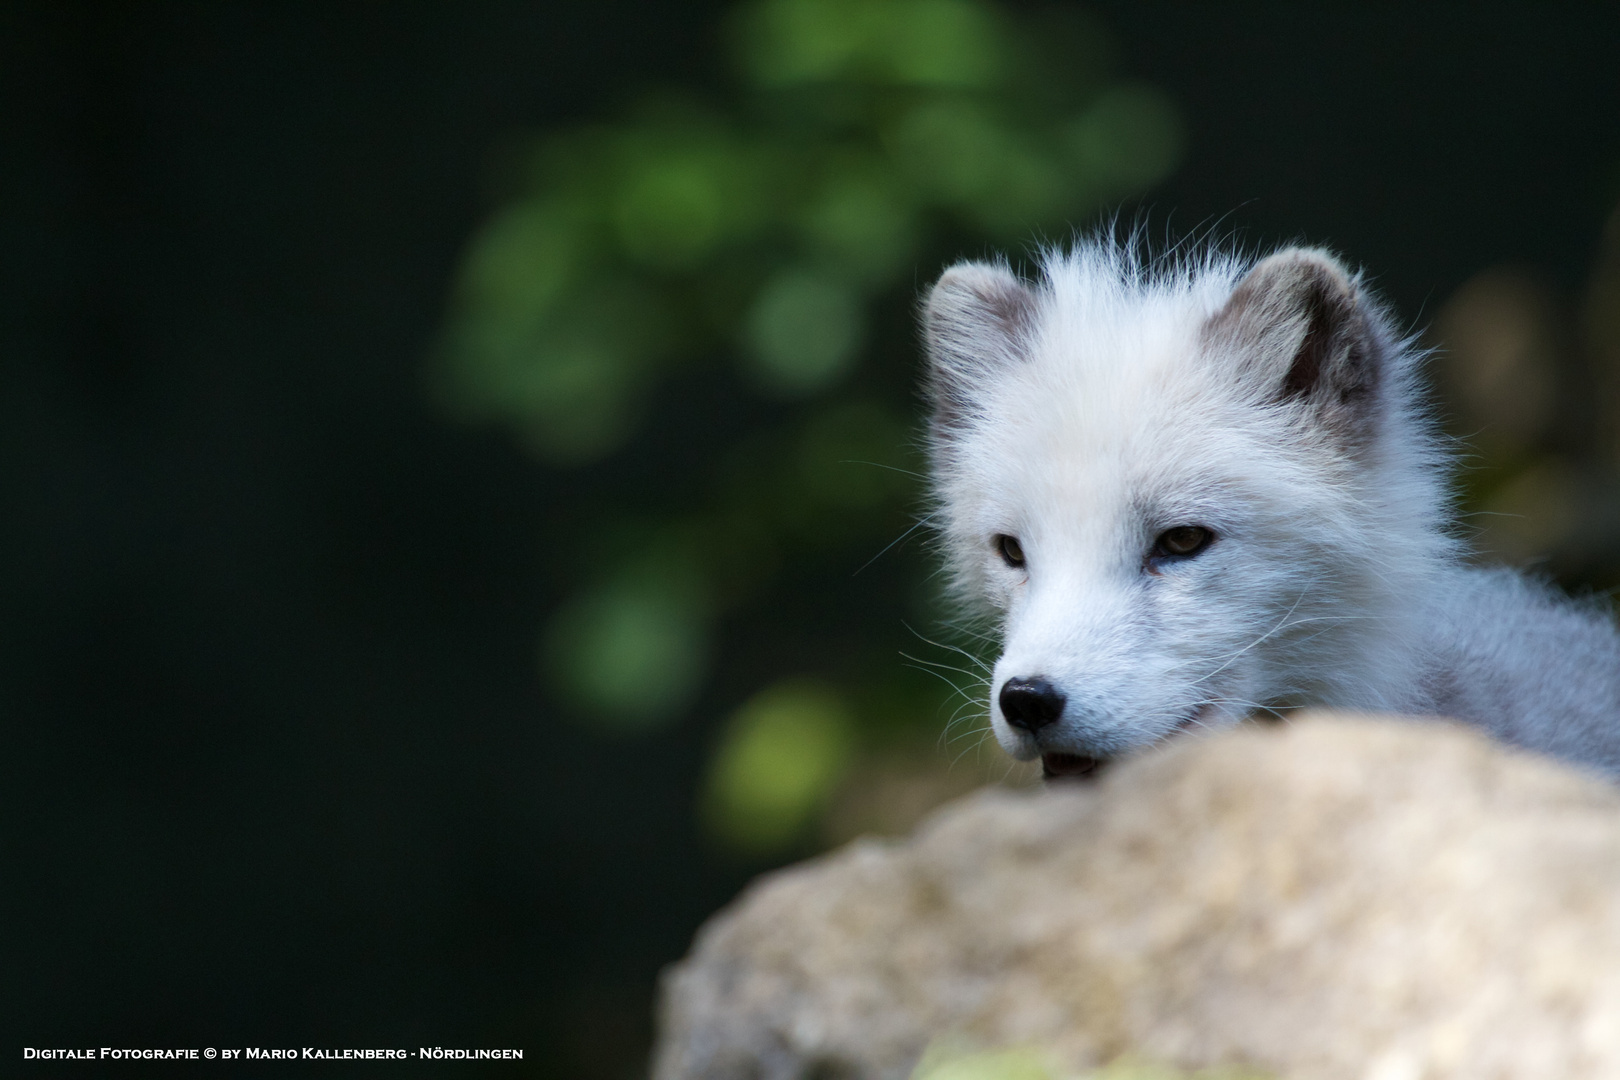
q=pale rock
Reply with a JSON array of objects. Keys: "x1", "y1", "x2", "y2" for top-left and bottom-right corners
[{"x1": 653, "y1": 713, "x2": 1620, "y2": 1079}]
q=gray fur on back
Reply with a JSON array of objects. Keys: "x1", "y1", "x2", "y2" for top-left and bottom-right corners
[{"x1": 1427, "y1": 566, "x2": 1620, "y2": 773}]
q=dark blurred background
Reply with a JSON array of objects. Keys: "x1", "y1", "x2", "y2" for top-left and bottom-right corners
[{"x1": 6, "y1": 3, "x2": 1620, "y2": 1076}]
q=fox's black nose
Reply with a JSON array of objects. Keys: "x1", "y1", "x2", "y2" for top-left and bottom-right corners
[{"x1": 999, "y1": 677, "x2": 1066, "y2": 732}]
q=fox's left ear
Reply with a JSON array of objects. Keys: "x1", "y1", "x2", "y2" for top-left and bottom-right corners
[
  {"x1": 921, "y1": 261, "x2": 1037, "y2": 435},
  {"x1": 1205, "y1": 248, "x2": 1382, "y2": 440}
]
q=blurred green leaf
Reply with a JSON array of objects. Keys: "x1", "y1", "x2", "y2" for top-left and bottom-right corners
[
  {"x1": 544, "y1": 548, "x2": 712, "y2": 732},
  {"x1": 731, "y1": 0, "x2": 1008, "y2": 89},
  {"x1": 703, "y1": 679, "x2": 855, "y2": 852},
  {"x1": 888, "y1": 99, "x2": 1015, "y2": 202},
  {"x1": 912, "y1": 1046, "x2": 1053, "y2": 1080},
  {"x1": 797, "y1": 154, "x2": 917, "y2": 281},
  {"x1": 1066, "y1": 84, "x2": 1184, "y2": 196},
  {"x1": 457, "y1": 200, "x2": 583, "y2": 326},
  {"x1": 615, "y1": 156, "x2": 728, "y2": 269},
  {"x1": 741, "y1": 268, "x2": 864, "y2": 396}
]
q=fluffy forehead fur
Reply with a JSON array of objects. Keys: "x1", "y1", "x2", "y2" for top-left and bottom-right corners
[{"x1": 921, "y1": 239, "x2": 1454, "y2": 761}]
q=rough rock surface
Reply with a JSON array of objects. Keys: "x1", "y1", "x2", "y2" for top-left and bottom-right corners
[{"x1": 653, "y1": 713, "x2": 1620, "y2": 1080}]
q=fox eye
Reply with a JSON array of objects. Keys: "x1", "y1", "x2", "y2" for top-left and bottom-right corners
[
  {"x1": 994, "y1": 534, "x2": 1026, "y2": 568},
  {"x1": 1154, "y1": 525, "x2": 1214, "y2": 559}
]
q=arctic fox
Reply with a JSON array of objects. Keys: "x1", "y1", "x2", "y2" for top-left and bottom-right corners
[{"x1": 921, "y1": 241, "x2": 1620, "y2": 778}]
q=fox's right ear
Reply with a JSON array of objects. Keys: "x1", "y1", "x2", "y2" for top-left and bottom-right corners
[{"x1": 921, "y1": 261, "x2": 1037, "y2": 431}]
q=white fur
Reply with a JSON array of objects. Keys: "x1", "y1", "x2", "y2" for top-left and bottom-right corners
[{"x1": 922, "y1": 239, "x2": 1620, "y2": 774}]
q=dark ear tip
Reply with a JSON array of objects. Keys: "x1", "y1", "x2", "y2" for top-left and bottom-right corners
[
  {"x1": 925, "y1": 260, "x2": 1037, "y2": 339},
  {"x1": 1257, "y1": 245, "x2": 1348, "y2": 269},
  {"x1": 1248, "y1": 247, "x2": 1358, "y2": 301},
  {"x1": 928, "y1": 261, "x2": 1027, "y2": 304}
]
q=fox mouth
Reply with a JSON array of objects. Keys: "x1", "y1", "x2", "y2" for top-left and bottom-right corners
[
  {"x1": 1041, "y1": 752, "x2": 1106, "y2": 780},
  {"x1": 1040, "y1": 705, "x2": 1214, "y2": 781}
]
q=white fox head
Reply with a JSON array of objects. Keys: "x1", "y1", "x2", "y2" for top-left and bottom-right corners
[{"x1": 922, "y1": 242, "x2": 1452, "y2": 775}]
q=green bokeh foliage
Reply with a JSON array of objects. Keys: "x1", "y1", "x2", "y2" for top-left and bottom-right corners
[{"x1": 435, "y1": 0, "x2": 1182, "y2": 852}]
